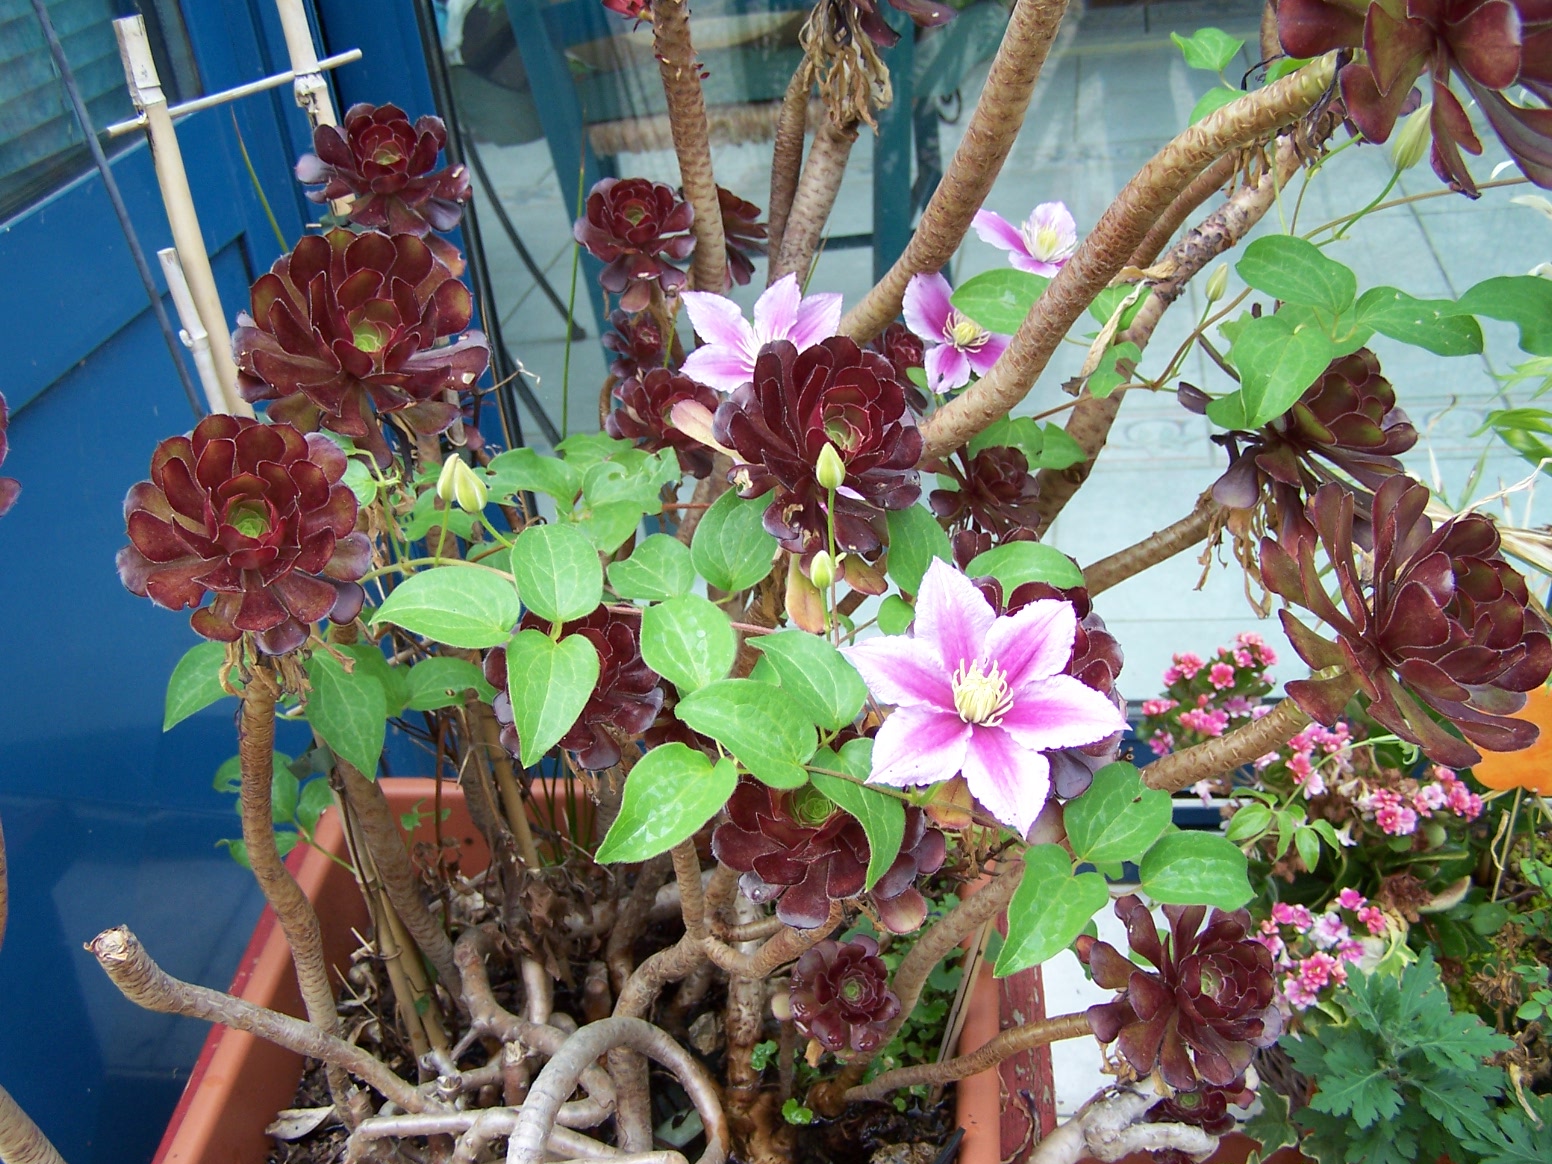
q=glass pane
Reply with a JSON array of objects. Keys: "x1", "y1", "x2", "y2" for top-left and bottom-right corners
[{"x1": 0, "y1": 0, "x2": 199, "y2": 223}]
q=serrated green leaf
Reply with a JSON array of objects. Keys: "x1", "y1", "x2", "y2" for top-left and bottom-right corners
[
  {"x1": 675, "y1": 679, "x2": 818, "y2": 788},
  {"x1": 885, "y1": 505, "x2": 953, "y2": 595},
  {"x1": 405, "y1": 657, "x2": 496, "y2": 711},
  {"x1": 510, "y1": 523, "x2": 604, "y2": 623},
  {"x1": 691, "y1": 489, "x2": 777, "y2": 593},
  {"x1": 810, "y1": 741, "x2": 904, "y2": 891},
  {"x1": 608, "y1": 533, "x2": 696, "y2": 600},
  {"x1": 965, "y1": 541, "x2": 1084, "y2": 589},
  {"x1": 1063, "y1": 762, "x2": 1171, "y2": 865},
  {"x1": 950, "y1": 268, "x2": 1048, "y2": 334},
  {"x1": 996, "y1": 845, "x2": 1108, "y2": 976},
  {"x1": 1457, "y1": 275, "x2": 1552, "y2": 355},
  {"x1": 641, "y1": 595, "x2": 737, "y2": 694},
  {"x1": 1237, "y1": 236, "x2": 1357, "y2": 315},
  {"x1": 1207, "y1": 312, "x2": 1334, "y2": 430},
  {"x1": 752, "y1": 630, "x2": 868, "y2": 731},
  {"x1": 165, "y1": 640, "x2": 239, "y2": 730},
  {"x1": 504, "y1": 629, "x2": 600, "y2": 767},
  {"x1": 595, "y1": 745, "x2": 737, "y2": 863},
  {"x1": 1171, "y1": 27, "x2": 1243, "y2": 71},
  {"x1": 1354, "y1": 286, "x2": 1483, "y2": 356},
  {"x1": 485, "y1": 447, "x2": 583, "y2": 504},
  {"x1": 1137, "y1": 830, "x2": 1251, "y2": 909},
  {"x1": 372, "y1": 566, "x2": 522, "y2": 649},
  {"x1": 305, "y1": 651, "x2": 388, "y2": 777}
]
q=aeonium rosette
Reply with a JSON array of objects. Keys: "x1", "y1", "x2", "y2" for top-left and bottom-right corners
[
  {"x1": 295, "y1": 103, "x2": 472, "y2": 246},
  {"x1": 573, "y1": 178, "x2": 695, "y2": 312},
  {"x1": 117, "y1": 415, "x2": 369, "y2": 655},
  {"x1": 789, "y1": 935, "x2": 902, "y2": 1053},
  {"x1": 843, "y1": 559, "x2": 1127, "y2": 836},
  {"x1": 234, "y1": 229, "x2": 489, "y2": 465},
  {"x1": 1261, "y1": 475, "x2": 1552, "y2": 766},
  {"x1": 605, "y1": 369, "x2": 723, "y2": 479}
]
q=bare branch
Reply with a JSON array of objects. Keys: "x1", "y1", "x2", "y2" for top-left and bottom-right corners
[
  {"x1": 0, "y1": 1084, "x2": 67, "y2": 1164},
  {"x1": 770, "y1": 117, "x2": 858, "y2": 281},
  {"x1": 1082, "y1": 497, "x2": 1221, "y2": 596},
  {"x1": 652, "y1": 0, "x2": 726, "y2": 291},
  {"x1": 766, "y1": 63, "x2": 813, "y2": 269}
]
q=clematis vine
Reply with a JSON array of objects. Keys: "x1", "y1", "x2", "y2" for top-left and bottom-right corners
[
  {"x1": 679, "y1": 273, "x2": 842, "y2": 392},
  {"x1": 842, "y1": 558, "x2": 1127, "y2": 836},
  {"x1": 972, "y1": 202, "x2": 1079, "y2": 276},
  {"x1": 903, "y1": 272, "x2": 1011, "y2": 395}
]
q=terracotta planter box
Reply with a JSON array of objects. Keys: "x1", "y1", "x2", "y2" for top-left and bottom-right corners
[{"x1": 152, "y1": 778, "x2": 1012, "y2": 1164}]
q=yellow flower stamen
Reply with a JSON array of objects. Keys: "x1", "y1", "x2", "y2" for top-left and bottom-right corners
[
  {"x1": 944, "y1": 312, "x2": 987, "y2": 350},
  {"x1": 951, "y1": 661, "x2": 1013, "y2": 726}
]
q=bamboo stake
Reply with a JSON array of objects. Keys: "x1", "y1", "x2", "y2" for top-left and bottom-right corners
[
  {"x1": 274, "y1": 0, "x2": 339, "y2": 130},
  {"x1": 157, "y1": 249, "x2": 225, "y2": 415},
  {"x1": 113, "y1": 16, "x2": 250, "y2": 418}
]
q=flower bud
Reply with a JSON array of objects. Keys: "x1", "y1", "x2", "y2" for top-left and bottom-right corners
[
  {"x1": 437, "y1": 456, "x2": 488, "y2": 514},
  {"x1": 1204, "y1": 264, "x2": 1229, "y2": 304},
  {"x1": 815, "y1": 442, "x2": 846, "y2": 491},
  {"x1": 1391, "y1": 102, "x2": 1432, "y2": 172},
  {"x1": 809, "y1": 549, "x2": 836, "y2": 590}
]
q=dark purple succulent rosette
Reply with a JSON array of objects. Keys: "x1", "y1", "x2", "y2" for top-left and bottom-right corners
[
  {"x1": 1142, "y1": 1079, "x2": 1253, "y2": 1164},
  {"x1": 603, "y1": 309, "x2": 674, "y2": 383},
  {"x1": 117, "y1": 415, "x2": 369, "y2": 655},
  {"x1": 711, "y1": 779, "x2": 947, "y2": 933},
  {"x1": 717, "y1": 186, "x2": 768, "y2": 288},
  {"x1": 849, "y1": 0, "x2": 957, "y2": 49},
  {"x1": 573, "y1": 178, "x2": 695, "y2": 312},
  {"x1": 931, "y1": 445, "x2": 1043, "y2": 537},
  {"x1": 234, "y1": 229, "x2": 489, "y2": 466},
  {"x1": 712, "y1": 337, "x2": 923, "y2": 559},
  {"x1": 1262, "y1": 475, "x2": 1552, "y2": 767},
  {"x1": 0, "y1": 390, "x2": 18, "y2": 517},
  {"x1": 866, "y1": 321, "x2": 930, "y2": 412},
  {"x1": 972, "y1": 573, "x2": 1125, "y2": 798},
  {"x1": 1194, "y1": 348, "x2": 1417, "y2": 527},
  {"x1": 1081, "y1": 896, "x2": 1282, "y2": 1092},
  {"x1": 605, "y1": 368, "x2": 721, "y2": 479},
  {"x1": 1276, "y1": 0, "x2": 1552, "y2": 192},
  {"x1": 790, "y1": 935, "x2": 902, "y2": 1053},
  {"x1": 296, "y1": 103, "x2": 472, "y2": 248},
  {"x1": 483, "y1": 607, "x2": 663, "y2": 770}
]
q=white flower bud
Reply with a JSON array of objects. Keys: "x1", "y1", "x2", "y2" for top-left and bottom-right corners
[
  {"x1": 809, "y1": 549, "x2": 836, "y2": 590},
  {"x1": 436, "y1": 456, "x2": 488, "y2": 514},
  {"x1": 1204, "y1": 264, "x2": 1229, "y2": 304},
  {"x1": 815, "y1": 442, "x2": 846, "y2": 491},
  {"x1": 1391, "y1": 102, "x2": 1432, "y2": 173}
]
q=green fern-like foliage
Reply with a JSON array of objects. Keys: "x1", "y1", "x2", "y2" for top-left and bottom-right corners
[{"x1": 1280, "y1": 952, "x2": 1516, "y2": 1164}]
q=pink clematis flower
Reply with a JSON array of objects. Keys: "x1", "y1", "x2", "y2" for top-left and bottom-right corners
[
  {"x1": 972, "y1": 202, "x2": 1078, "y2": 276},
  {"x1": 679, "y1": 273, "x2": 842, "y2": 392},
  {"x1": 841, "y1": 559, "x2": 1126, "y2": 837},
  {"x1": 902, "y1": 272, "x2": 1010, "y2": 394}
]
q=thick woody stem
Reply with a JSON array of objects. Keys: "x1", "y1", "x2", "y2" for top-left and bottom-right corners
[
  {"x1": 1029, "y1": 1086, "x2": 1218, "y2": 1164},
  {"x1": 670, "y1": 842, "x2": 708, "y2": 942},
  {"x1": 766, "y1": 63, "x2": 812, "y2": 270},
  {"x1": 0, "y1": 1085, "x2": 67, "y2": 1164},
  {"x1": 506, "y1": 1018, "x2": 729, "y2": 1164},
  {"x1": 1125, "y1": 152, "x2": 1239, "y2": 270},
  {"x1": 843, "y1": 1011, "x2": 1092, "y2": 1101},
  {"x1": 919, "y1": 54, "x2": 1336, "y2": 461},
  {"x1": 1142, "y1": 682, "x2": 1355, "y2": 791},
  {"x1": 468, "y1": 699, "x2": 543, "y2": 869},
  {"x1": 841, "y1": 0, "x2": 1072, "y2": 340},
  {"x1": 239, "y1": 671, "x2": 353, "y2": 1111},
  {"x1": 337, "y1": 760, "x2": 461, "y2": 994},
  {"x1": 88, "y1": 925, "x2": 421, "y2": 1112},
  {"x1": 1082, "y1": 499, "x2": 1220, "y2": 596},
  {"x1": 652, "y1": 0, "x2": 726, "y2": 292},
  {"x1": 702, "y1": 902, "x2": 844, "y2": 977},
  {"x1": 1031, "y1": 135, "x2": 1304, "y2": 530},
  {"x1": 770, "y1": 117, "x2": 859, "y2": 281},
  {"x1": 816, "y1": 863, "x2": 1024, "y2": 1107}
]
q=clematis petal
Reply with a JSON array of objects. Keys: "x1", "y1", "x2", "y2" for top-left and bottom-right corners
[
  {"x1": 842, "y1": 635, "x2": 956, "y2": 709},
  {"x1": 967, "y1": 332, "x2": 1010, "y2": 376},
  {"x1": 789, "y1": 290, "x2": 844, "y2": 350},
  {"x1": 870, "y1": 704, "x2": 972, "y2": 787},
  {"x1": 983, "y1": 597, "x2": 1077, "y2": 690},
  {"x1": 903, "y1": 271, "x2": 954, "y2": 341},
  {"x1": 962, "y1": 725, "x2": 1050, "y2": 836},
  {"x1": 925, "y1": 342, "x2": 972, "y2": 393},
  {"x1": 914, "y1": 557, "x2": 997, "y2": 671},
  {"x1": 681, "y1": 343, "x2": 757, "y2": 393},
  {"x1": 999, "y1": 674, "x2": 1129, "y2": 752},
  {"x1": 753, "y1": 274, "x2": 803, "y2": 344},
  {"x1": 971, "y1": 209, "x2": 1029, "y2": 259}
]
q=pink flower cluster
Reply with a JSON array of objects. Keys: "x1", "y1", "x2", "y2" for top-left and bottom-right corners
[
  {"x1": 1258, "y1": 894, "x2": 1379, "y2": 1010},
  {"x1": 1357, "y1": 767, "x2": 1481, "y2": 836},
  {"x1": 1179, "y1": 706, "x2": 1230, "y2": 737},
  {"x1": 1265, "y1": 721, "x2": 1354, "y2": 794},
  {"x1": 1163, "y1": 652, "x2": 1205, "y2": 684},
  {"x1": 1234, "y1": 631, "x2": 1276, "y2": 666},
  {"x1": 1141, "y1": 698, "x2": 1178, "y2": 716}
]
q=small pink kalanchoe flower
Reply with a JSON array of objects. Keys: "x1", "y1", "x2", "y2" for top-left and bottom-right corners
[
  {"x1": 842, "y1": 558, "x2": 1126, "y2": 837},
  {"x1": 679, "y1": 273, "x2": 842, "y2": 392},
  {"x1": 971, "y1": 202, "x2": 1079, "y2": 276},
  {"x1": 902, "y1": 272, "x2": 1010, "y2": 394}
]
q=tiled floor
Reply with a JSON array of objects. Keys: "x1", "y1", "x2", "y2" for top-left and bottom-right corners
[{"x1": 454, "y1": 0, "x2": 1552, "y2": 1114}]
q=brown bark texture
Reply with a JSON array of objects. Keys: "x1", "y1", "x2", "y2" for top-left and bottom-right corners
[{"x1": 652, "y1": 0, "x2": 727, "y2": 292}]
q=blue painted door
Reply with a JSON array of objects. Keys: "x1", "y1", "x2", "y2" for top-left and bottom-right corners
[{"x1": 0, "y1": 3, "x2": 332, "y2": 1161}]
